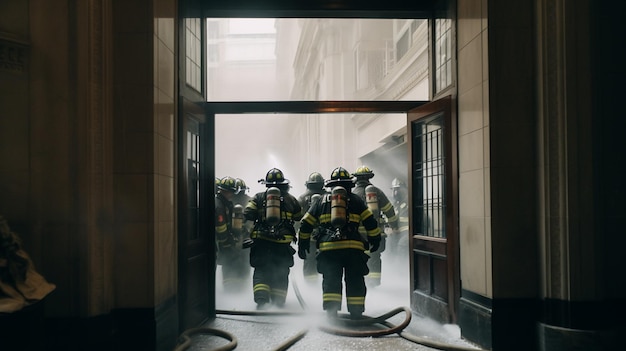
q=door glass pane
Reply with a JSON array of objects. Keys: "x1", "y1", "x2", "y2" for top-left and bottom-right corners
[
  {"x1": 412, "y1": 114, "x2": 445, "y2": 238},
  {"x1": 206, "y1": 18, "x2": 430, "y2": 101},
  {"x1": 186, "y1": 18, "x2": 203, "y2": 93},
  {"x1": 187, "y1": 120, "x2": 201, "y2": 240}
]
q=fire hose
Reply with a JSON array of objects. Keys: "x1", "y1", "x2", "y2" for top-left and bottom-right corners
[{"x1": 174, "y1": 272, "x2": 486, "y2": 351}]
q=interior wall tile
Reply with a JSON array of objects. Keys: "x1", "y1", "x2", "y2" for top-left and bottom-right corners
[
  {"x1": 458, "y1": 36, "x2": 482, "y2": 96},
  {"x1": 458, "y1": 83, "x2": 483, "y2": 136},
  {"x1": 459, "y1": 216, "x2": 487, "y2": 294},
  {"x1": 157, "y1": 39, "x2": 175, "y2": 98},
  {"x1": 157, "y1": 90, "x2": 175, "y2": 141},
  {"x1": 459, "y1": 129, "x2": 484, "y2": 173},
  {"x1": 458, "y1": 0, "x2": 482, "y2": 50},
  {"x1": 157, "y1": 134, "x2": 174, "y2": 177},
  {"x1": 157, "y1": 17, "x2": 175, "y2": 53},
  {"x1": 482, "y1": 79, "x2": 489, "y2": 127},
  {"x1": 157, "y1": 174, "x2": 174, "y2": 222},
  {"x1": 459, "y1": 168, "x2": 485, "y2": 218}
]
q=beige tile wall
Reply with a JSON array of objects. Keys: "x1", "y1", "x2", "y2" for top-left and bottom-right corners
[
  {"x1": 153, "y1": 0, "x2": 177, "y2": 305},
  {"x1": 457, "y1": 0, "x2": 492, "y2": 297}
]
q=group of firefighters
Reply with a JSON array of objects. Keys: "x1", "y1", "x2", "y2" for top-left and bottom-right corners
[{"x1": 214, "y1": 166, "x2": 409, "y2": 319}]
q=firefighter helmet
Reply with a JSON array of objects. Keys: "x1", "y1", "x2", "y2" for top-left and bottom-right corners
[
  {"x1": 217, "y1": 176, "x2": 238, "y2": 192},
  {"x1": 234, "y1": 178, "x2": 249, "y2": 194},
  {"x1": 305, "y1": 172, "x2": 325, "y2": 186},
  {"x1": 353, "y1": 166, "x2": 375, "y2": 179},
  {"x1": 391, "y1": 178, "x2": 406, "y2": 188},
  {"x1": 325, "y1": 167, "x2": 354, "y2": 188},
  {"x1": 263, "y1": 168, "x2": 290, "y2": 186}
]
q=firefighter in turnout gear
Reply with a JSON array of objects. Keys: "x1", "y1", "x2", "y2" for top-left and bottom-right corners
[
  {"x1": 244, "y1": 168, "x2": 303, "y2": 309},
  {"x1": 352, "y1": 166, "x2": 399, "y2": 287},
  {"x1": 215, "y1": 176, "x2": 249, "y2": 292},
  {"x1": 296, "y1": 172, "x2": 328, "y2": 283},
  {"x1": 232, "y1": 178, "x2": 251, "y2": 208},
  {"x1": 297, "y1": 167, "x2": 381, "y2": 319},
  {"x1": 389, "y1": 178, "x2": 410, "y2": 266}
]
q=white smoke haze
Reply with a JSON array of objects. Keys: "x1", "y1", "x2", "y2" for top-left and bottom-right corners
[
  {"x1": 215, "y1": 112, "x2": 413, "y2": 314},
  {"x1": 215, "y1": 248, "x2": 411, "y2": 314},
  {"x1": 215, "y1": 113, "x2": 408, "y2": 197}
]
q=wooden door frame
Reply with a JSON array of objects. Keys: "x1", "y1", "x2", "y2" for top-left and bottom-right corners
[
  {"x1": 407, "y1": 95, "x2": 459, "y2": 323},
  {"x1": 177, "y1": 0, "x2": 449, "y2": 332}
]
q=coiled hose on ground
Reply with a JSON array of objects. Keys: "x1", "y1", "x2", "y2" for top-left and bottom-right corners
[{"x1": 174, "y1": 273, "x2": 487, "y2": 351}]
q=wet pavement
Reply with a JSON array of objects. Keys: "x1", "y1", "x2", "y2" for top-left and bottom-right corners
[{"x1": 180, "y1": 257, "x2": 484, "y2": 351}]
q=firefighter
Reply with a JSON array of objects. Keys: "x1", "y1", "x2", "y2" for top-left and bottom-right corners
[
  {"x1": 232, "y1": 178, "x2": 251, "y2": 208},
  {"x1": 233, "y1": 178, "x2": 254, "y2": 235},
  {"x1": 215, "y1": 176, "x2": 249, "y2": 292},
  {"x1": 296, "y1": 172, "x2": 328, "y2": 283},
  {"x1": 352, "y1": 166, "x2": 399, "y2": 287},
  {"x1": 389, "y1": 178, "x2": 410, "y2": 265},
  {"x1": 244, "y1": 168, "x2": 303, "y2": 309},
  {"x1": 297, "y1": 167, "x2": 381, "y2": 319}
]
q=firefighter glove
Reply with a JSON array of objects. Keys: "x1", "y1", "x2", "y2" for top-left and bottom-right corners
[
  {"x1": 369, "y1": 239, "x2": 380, "y2": 253},
  {"x1": 298, "y1": 240, "x2": 309, "y2": 259}
]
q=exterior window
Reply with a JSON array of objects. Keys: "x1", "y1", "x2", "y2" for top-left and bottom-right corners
[
  {"x1": 207, "y1": 20, "x2": 220, "y2": 63},
  {"x1": 412, "y1": 114, "x2": 445, "y2": 238},
  {"x1": 185, "y1": 18, "x2": 202, "y2": 93},
  {"x1": 354, "y1": 47, "x2": 386, "y2": 91},
  {"x1": 434, "y1": 18, "x2": 452, "y2": 93},
  {"x1": 206, "y1": 18, "x2": 429, "y2": 101},
  {"x1": 396, "y1": 30, "x2": 409, "y2": 61}
]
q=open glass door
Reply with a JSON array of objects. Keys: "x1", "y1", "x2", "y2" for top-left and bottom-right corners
[
  {"x1": 407, "y1": 96, "x2": 459, "y2": 323},
  {"x1": 178, "y1": 2, "x2": 215, "y2": 331}
]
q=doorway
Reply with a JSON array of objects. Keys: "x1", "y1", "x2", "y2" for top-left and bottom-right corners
[{"x1": 177, "y1": 0, "x2": 458, "y2": 334}]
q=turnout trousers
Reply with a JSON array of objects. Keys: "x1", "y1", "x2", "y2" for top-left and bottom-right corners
[
  {"x1": 249, "y1": 240, "x2": 295, "y2": 306},
  {"x1": 317, "y1": 248, "x2": 370, "y2": 315}
]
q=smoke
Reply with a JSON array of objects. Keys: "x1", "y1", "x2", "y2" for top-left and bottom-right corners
[
  {"x1": 215, "y1": 113, "x2": 409, "y2": 199},
  {"x1": 215, "y1": 112, "x2": 412, "y2": 313},
  {"x1": 216, "y1": 252, "x2": 410, "y2": 314}
]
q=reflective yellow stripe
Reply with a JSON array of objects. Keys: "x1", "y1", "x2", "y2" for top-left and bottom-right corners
[
  {"x1": 216, "y1": 223, "x2": 228, "y2": 233},
  {"x1": 381, "y1": 202, "x2": 393, "y2": 212},
  {"x1": 386, "y1": 213, "x2": 399, "y2": 222},
  {"x1": 366, "y1": 272, "x2": 381, "y2": 278},
  {"x1": 367, "y1": 227, "x2": 381, "y2": 237},
  {"x1": 254, "y1": 284, "x2": 270, "y2": 293},
  {"x1": 323, "y1": 293, "x2": 342, "y2": 302},
  {"x1": 271, "y1": 289, "x2": 288, "y2": 298},
  {"x1": 299, "y1": 232, "x2": 311, "y2": 240},
  {"x1": 360, "y1": 209, "x2": 373, "y2": 220},
  {"x1": 346, "y1": 296, "x2": 365, "y2": 306},
  {"x1": 348, "y1": 213, "x2": 361, "y2": 222},
  {"x1": 319, "y1": 213, "x2": 331, "y2": 223},
  {"x1": 303, "y1": 213, "x2": 318, "y2": 225},
  {"x1": 251, "y1": 234, "x2": 294, "y2": 244},
  {"x1": 318, "y1": 240, "x2": 365, "y2": 251}
]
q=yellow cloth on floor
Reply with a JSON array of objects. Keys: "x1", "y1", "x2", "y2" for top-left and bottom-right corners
[{"x1": 0, "y1": 250, "x2": 56, "y2": 313}]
